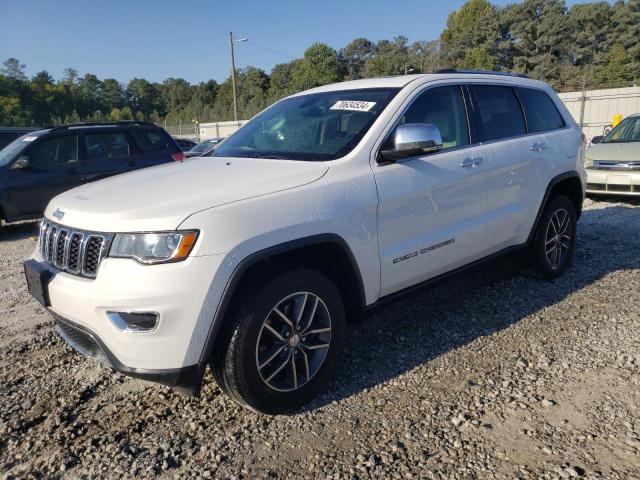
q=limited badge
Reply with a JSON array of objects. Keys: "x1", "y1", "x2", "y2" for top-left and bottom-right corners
[{"x1": 330, "y1": 100, "x2": 376, "y2": 112}]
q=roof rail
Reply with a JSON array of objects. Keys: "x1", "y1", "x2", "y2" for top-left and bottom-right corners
[
  {"x1": 50, "y1": 120, "x2": 157, "y2": 131},
  {"x1": 434, "y1": 69, "x2": 528, "y2": 79}
]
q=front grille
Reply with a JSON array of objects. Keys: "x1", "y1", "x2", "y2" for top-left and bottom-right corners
[
  {"x1": 593, "y1": 160, "x2": 640, "y2": 170},
  {"x1": 39, "y1": 219, "x2": 112, "y2": 278},
  {"x1": 586, "y1": 183, "x2": 605, "y2": 191},
  {"x1": 608, "y1": 184, "x2": 632, "y2": 192}
]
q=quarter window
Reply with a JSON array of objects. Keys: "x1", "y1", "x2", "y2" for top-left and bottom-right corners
[
  {"x1": 84, "y1": 132, "x2": 130, "y2": 160},
  {"x1": 129, "y1": 129, "x2": 170, "y2": 153},
  {"x1": 27, "y1": 136, "x2": 78, "y2": 168},
  {"x1": 471, "y1": 85, "x2": 526, "y2": 141},
  {"x1": 516, "y1": 88, "x2": 565, "y2": 133},
  {"x1": 399, "y1": 85, "x2": 469, "y2": 149}
]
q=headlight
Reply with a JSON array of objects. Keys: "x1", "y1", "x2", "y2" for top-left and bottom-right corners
[{"x1": 109, "y1": 231, "x2": 198, "y2": 264}]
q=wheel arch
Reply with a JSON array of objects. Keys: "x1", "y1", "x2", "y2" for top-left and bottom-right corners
[
  {"x1": 527, "y1": 171, "x2": 584, "y2": 244},
  {"x1": 194, "y1": 233, "x2": 367, "y2": 389}
]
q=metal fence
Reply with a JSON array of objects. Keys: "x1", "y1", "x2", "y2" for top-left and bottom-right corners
[
  {"x1": 163, "y1": 120, "x2": 248, "y2": 142},
  {"x1": 558, "y1": 86, "x2": 640, "y2": 140}
]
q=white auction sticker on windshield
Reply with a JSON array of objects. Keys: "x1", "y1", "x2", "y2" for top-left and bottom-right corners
[
  {"x1": 22, "y1": 136, "x2": 37, "y2": 142},
  {"x1": 330, "y1": 100, "x2": 376, "y2": 112}
]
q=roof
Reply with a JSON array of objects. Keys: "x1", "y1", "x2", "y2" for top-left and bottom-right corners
[{"x1": 296, "y1": 71, "x2": 549, "y2": 96}]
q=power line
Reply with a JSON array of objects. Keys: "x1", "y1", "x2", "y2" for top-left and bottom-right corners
[{"x1": 245, "y1": 41, "x2": 295, "y2": 60}]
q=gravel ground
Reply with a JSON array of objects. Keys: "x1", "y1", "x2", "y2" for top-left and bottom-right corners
[{"x1": 1, "y1": 196, "x2": 639, "y2": 479}]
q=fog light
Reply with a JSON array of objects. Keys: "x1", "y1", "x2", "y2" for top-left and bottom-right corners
[{"x1": 107, "y1": 311, "x2": 159, "y2": 332}]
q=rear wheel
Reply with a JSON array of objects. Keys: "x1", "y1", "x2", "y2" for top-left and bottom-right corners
[
  {"x1": 530, "y1": 194, "x2": 577, "y2": 279},
  {"x1": 212, "y1": 268, "x2": 346, "y2": 414}
]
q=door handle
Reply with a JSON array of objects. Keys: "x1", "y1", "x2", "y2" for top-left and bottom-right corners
[
  {"x1": 67, "y1": 167, "x2": 79, "y2": 174},
  {"x1": 127, "y1": 160, "x2": 137, "y2": 166},
  {"x1": 460, "y1": 157, "x2": 483, "y2": 168},
  {"x1": 530, "y1": 142, "x2": 548, "y2": 152}
]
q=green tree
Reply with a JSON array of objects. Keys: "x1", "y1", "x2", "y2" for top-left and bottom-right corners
[
  {"x1": 363, "y1": 37, "x2": 411, "y2": 76},
  {"x1": 291, "y1": 43, "x2": 342, "y2": 90},
  {"x1": 341, "y1": 38, "x2": 375, "y2": 79},
  {"x1": 1, "y1": 58, "x2": 27, "y2": 80},
  {"x1": 441, "y1": 0, "x2": 501, "y2": 69}
]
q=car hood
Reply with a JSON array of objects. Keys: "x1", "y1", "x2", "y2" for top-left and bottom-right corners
[
  {"x1": 45, "y1": 156, "x2": 328, "y2": 232},
  {"x1": 586, "y1": 142, "x2": 640, "y2": 161}
]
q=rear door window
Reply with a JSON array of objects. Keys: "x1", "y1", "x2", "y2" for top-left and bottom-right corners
[
  {"x1": 128, "y1": 128, "x2": 171, "y2": 153},
  {"x1": 470, "y1": 85, "x2": 526, "y2": 142},
  {"x1": 84, "y1": 132, "x2": 130, "y2": 160},
  {"x1": 516, "y1": 88, "x2": 565, "y2": 133},
  {"x1": 27, "y1": 135, "x2": 78, "y2": 168}
]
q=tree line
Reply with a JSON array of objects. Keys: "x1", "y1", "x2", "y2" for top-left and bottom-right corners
[{"x1": 1, "y1": 0, "x2": 638, "y2": 128}]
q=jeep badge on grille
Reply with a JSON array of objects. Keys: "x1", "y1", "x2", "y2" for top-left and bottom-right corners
[{"x1": 52, "y1": 208, "x2": 65, "y2": 220}]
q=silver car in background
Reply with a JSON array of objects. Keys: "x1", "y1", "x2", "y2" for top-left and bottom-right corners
[{"x1": 585, "y1": 114, "x2": 640, "y2": 196}]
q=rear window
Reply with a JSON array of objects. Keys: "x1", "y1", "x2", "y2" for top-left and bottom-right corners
[
  {"x1": 516, "y1": 88, "x2": 565, "y2": 133},
  {"x1": 128, "y1": 128, "x2": 171, "y2": 153},
  {"x1": 85, "y1": 132, "x2": 130, "y2": 160},
  {"x1": 471, "y1": 85, "x2": 526, "y2": 142}
]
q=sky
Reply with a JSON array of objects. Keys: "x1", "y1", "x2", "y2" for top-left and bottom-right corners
[{"x1": 0, "y1": 0, "x2": 598, "y2": 85}]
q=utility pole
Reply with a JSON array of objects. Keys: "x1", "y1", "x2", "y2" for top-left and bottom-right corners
[
  {"x1": 228, "y1": 33, "x2": 248, "y2": 123},
  {"x1": 229, "y1": 31, "x2": 239, "y2": 123}
]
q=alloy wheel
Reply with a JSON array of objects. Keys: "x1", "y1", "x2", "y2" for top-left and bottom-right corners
[
  {"x1": 255, "y1": 292, "x2": 332, "y2": 392},
  {"x1": 544, "y1": 208, "x2": 572, "y2": 269}
]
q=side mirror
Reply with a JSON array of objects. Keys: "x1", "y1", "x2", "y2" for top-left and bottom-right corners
[
  {"x1": 10, "y1": 156, "x2": 31, "y2": 170},
  {"x1": 591, "y1": 135, "x2": 603, "y2": 144},
  {"x1": 379, "y1": 123, "x2": 443, "y2": 163}
]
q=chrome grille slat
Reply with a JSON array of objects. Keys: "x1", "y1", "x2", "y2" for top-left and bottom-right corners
[{"x1": 38, "y1": 220, "x2": 111, "y2": 279}]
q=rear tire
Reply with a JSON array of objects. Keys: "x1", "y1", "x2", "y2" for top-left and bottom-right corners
[
  {"x1": 211, "y1": 268, "x2": 346, "y2": 414},
  {"x1": 530, "y1": 194, "x2": 577, "y2": 279}
]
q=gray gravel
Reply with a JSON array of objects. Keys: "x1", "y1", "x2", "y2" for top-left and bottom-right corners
[{"x1": 1, "y1": 196, "x2": 639, "y2": 479}]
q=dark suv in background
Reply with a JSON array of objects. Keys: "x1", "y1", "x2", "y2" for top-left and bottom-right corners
[
  {"x1": 0, "y1": 127, "x2": 39, "y2": 150},
  {"x1": 0, "y1": 121, "x2": 183, "y2": 231}
]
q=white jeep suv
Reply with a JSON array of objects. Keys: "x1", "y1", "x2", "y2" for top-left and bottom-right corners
[{"x1": 24, "y1": 70, "x2": 586, "y2": 413}]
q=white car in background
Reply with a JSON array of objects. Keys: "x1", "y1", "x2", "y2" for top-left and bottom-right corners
[
  {"x1": 24, "y1": 70, "x2": 585, "y2": 413},
  {"x1": 586, "y1": 113, "x2": 640, "y2": 196}
]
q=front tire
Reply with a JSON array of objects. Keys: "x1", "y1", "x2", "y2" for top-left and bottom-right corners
[
  {"x1": 212, "y1": 268, "x2": 346, "y2": 414},
  {"x1": 530, "y1": 194, "x2": 577, "y2": 279}
]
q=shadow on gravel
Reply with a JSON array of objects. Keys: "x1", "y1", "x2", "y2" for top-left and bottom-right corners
[
  {"x1": 308, "y1": 204, "x2": 640, "y2": 410},
  {"x1": 0, "y1": 220, "x2": 40, "y2": 242}
]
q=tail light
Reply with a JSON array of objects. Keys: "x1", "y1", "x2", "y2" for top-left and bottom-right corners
[{"x1": 172, "y1": 152, "x2": 185, "y2": 162}]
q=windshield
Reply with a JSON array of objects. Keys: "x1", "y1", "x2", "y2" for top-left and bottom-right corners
[
  {"x1": 211, "y1": 88, "x2": 399, "y2": 161},
  {"x1": 602, "y1": 116, "x2": 640, "y2": 143},
  {"x1": 0, "y1": 131, "x2": 47, "y2": 167},
  {"x1": 190, "y1": 139, "x2": 220, "y2": 153}
]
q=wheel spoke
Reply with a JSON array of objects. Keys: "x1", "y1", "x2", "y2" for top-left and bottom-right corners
[
  {"x1": 290, "y1": 353, "x2": 298, "y2": 389},
  {"x1": 558, "y1": 211, "x2": 570, "y2": 235},
  {"x1": 264, "y1": 323, "x2": 285, "y2": 342},
  {"x1": 299, "y1": 296, "x2": 319, "y2": 334},
  {"x1": 294, "y1": 293, "x2": 308, "y2": 329},
  {"x1": 273, "y1": 307, "x2": 294, "y2": 330},
  {"x1": 265, "y1": 351, "x2": 291, "y2": 383},
  {"x1": 258, "y1": 345, "x2": 286, "y2": 370},
  {"x1": 304, "y1": 343, "x2": 330, "y2": 351},
  {"x1": 304, "y1": 327, "x2": 331, "y2": 335},
  {"x1": 299, "y1": 348, "x2": 310, "y2": 381}
]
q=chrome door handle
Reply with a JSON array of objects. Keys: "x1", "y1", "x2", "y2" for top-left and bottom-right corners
[
  {"x1": 461, "y1": 157, "x2": 483, "y2": 168},
  {"x1": 530, "y1": 142, "x2": 548, "y2": 152}
]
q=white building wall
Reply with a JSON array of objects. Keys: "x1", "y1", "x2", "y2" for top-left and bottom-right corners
[
  {"x1": 558, "y1": 86, "x2": 640, "y2": 140},
  {"x1": 199, "y1": 120, "x2": 248, "y2": 140}
]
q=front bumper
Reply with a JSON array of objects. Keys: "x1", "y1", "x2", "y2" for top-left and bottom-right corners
[
  {"x1": 26, "y1": 251, "x2": 225, "y2": 374},
  {"x1": 586, "y1": 168, "x2": 640, "y2": 195},
  {"x1": 52, "y1": 313, "x2": 200, "y2": 394}
]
